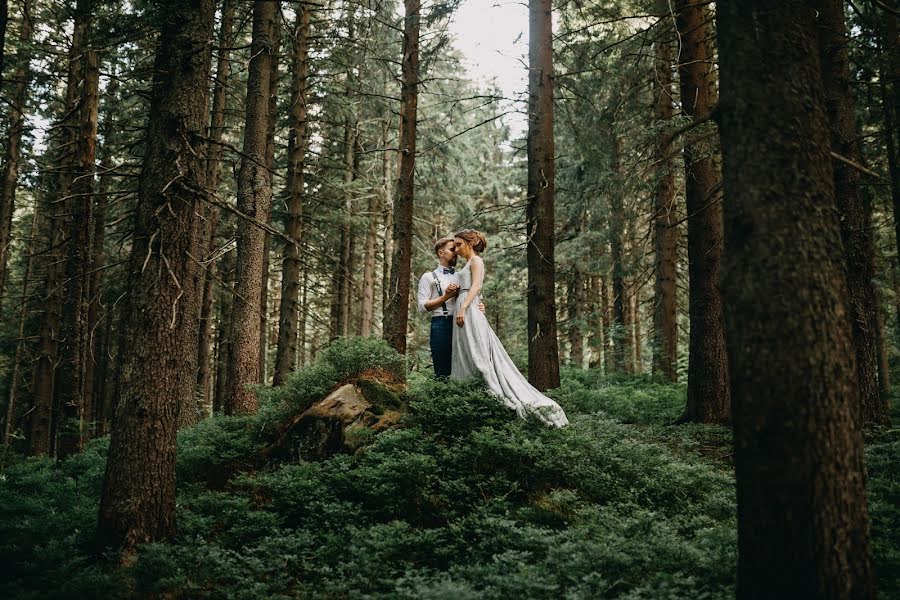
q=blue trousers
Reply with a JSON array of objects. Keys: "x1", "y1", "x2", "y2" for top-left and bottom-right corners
[{"x1": 430, "y1": 316, "x2": 454, "y2": 378}]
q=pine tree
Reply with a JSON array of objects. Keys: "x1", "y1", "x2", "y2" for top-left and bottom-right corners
[
  {"x1": 716, "y1": 0, "x2": 875, "y2": 595},
  {"x1": 526, "y1": 0, "x2": 560, "y2": 390},
  {"x1": 97, "y1": 0, "x2": 215, "y2": 550}
]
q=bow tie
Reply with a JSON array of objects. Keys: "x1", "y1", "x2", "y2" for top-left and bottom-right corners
[{"x1": 443, "y1": 267, "x2": 455, "y2": 274}]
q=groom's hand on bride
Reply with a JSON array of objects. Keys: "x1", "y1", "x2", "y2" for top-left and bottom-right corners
[{"x1": 478, "y1": 302, "x2": 485, "y2": 314}]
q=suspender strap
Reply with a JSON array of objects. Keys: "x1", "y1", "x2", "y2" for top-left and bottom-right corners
[{"x1": 432, "y1": 270, "x2": 449, "y2": 315}]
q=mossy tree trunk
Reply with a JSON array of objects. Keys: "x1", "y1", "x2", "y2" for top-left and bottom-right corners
[{"x1": 716, "y1": 0, "x2": 876, "y2": 596}]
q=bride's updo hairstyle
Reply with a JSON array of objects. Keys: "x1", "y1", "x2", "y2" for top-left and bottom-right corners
[{"x1": 454, "y1": 229, "x2": 488, "y2": 253}]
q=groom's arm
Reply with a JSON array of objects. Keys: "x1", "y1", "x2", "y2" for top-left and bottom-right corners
[{"x1": 416, "y1": 274, "x2": 432, "y2": 314}]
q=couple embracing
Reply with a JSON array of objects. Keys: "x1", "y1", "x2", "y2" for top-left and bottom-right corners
[{"x1": 417, "y1": 229, "x2": 569, "y2": 428}]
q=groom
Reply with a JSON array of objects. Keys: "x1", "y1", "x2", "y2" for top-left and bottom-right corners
[{"x1": 416, "y1": 235, "x2": 483, "y2": 378}]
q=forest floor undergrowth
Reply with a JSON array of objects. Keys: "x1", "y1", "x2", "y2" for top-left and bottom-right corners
[{"x1": 1, "y1": 337, "x2": 898, "y2": 599}]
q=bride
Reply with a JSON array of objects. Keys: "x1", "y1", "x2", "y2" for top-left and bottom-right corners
[{"x1": 450, "y1": 229, "x2": 569, "y2": 428}]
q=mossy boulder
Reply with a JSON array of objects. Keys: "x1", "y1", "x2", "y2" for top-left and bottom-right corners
[{"x1": 264, "y1": 376, "x2": 407, "y2": 462}]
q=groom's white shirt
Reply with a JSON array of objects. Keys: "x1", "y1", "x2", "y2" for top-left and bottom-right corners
[{"x1": 416, "y1": 263, "x2": 459, "y2": 318}]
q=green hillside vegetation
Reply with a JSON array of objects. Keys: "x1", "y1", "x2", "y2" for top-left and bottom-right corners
[{"x1": 2, "y1": 338, "x2": 897, "y2": 599}]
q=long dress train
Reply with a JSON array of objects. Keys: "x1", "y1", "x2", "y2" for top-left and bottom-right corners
[{"x1": 450, "y1": 260, "x2": 569, "y2": 428}]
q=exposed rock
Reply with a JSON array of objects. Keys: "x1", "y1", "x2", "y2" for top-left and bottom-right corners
[{"x1": 264, "y1": 382, "x2": 405, "y2": 462}]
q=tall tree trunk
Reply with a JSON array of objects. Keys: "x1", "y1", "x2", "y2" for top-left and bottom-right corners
[
  {"x1": 622, "y1": 279, "x2": 634, "y2": 374},
  {"x1": 609, "y1": 139, "x2": 628, "y2": 374},
  {"x1": 0, "y1": 0, "x2": 31, "y2": 310},
  {"x1": 381, "y1": 120, "x2": 394, "y2": 321},
  {"x1": 818, "y1": 0, "x2": 886, "y2": 426},
  {"x1": 0, "y1": 0, "x2": 7, "y2": 90},
  {"x1": 876, "y1": 289, "x2": 890, "y2": 394},
  {"x1": 31, "y1": 0, "x2": 90, "y2": 455},
  {"x1": 213, "y1": 251, "x2": 234, "y2": 415},
  {"x1": 359, "y1": 189, "x2": 379, "y2": 336},
  {"x1": 587, "y1": 275, "x2": 605, "y2": 370},
  {"x1": 97, "y1": 0, "x2": 214, "y2": 551},
  {"x1": 879, "y1": 11, "x2": 900, "y2": 370},
  {"x1": 383, "y1": 0, "x2": 419, "y2": 356},
  {"x1": 224, "y1": 0, "x2": 277, "y2": 415},
  {"x1": 600, "y1": 273, "x2": 611, "y2": 373},
  {"x1": 273, "y1": 3, "x2": 309, "y2": 386},
  {"x1": 633, "y1": 290, "x2": 643, "y2": 373},
  {"x1": 86, "y1": 67, "x2": 118, "y2": 440},
  {"x1": 257, "y1": 7, "x2": 280, "y2": 386},
  {"x1": 716, "y1": 1, "x2": 875, "y2": 596},
  {"x1": 566, "y1": 270, "x2": 584, "y2": 367},
  {"x1": 56, "y1": 45, "x2": 99, "y2": 457},
  {"x1": 337, "y1": 120, "x2": 356, "y2": 337},
  {"x1": 526, "y1": 0, "x2": 560, "y2": 390},
  {"x1": 298, "y1": 266, "x2": 309, "y2": 366},
  {"x1": 675, "y1": 0, "x2": 730, "y2": 424},
  {"x1": 3, "y1": 201, "x2": 37, "y2": 447},
  {"x1": 882, "y1": 3, "x2": 900, "y2": 327},
  {"x1": 197, "y1": 0, "x2": 235, "y2": 412},
  {"x1": 652, "y1": 13, "x2": 678, "y2": 382},
  {"x1": 258, "y1": 233, "x2": 271, "y2": 383}
]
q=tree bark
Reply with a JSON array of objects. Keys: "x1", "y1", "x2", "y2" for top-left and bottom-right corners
[
  {"x1": 652, "y1": 14, "x2": 678, "y2": 382},
  {"x1": 882, "y1": 3, "x2": 900, "y2": 308},
  {"x1": 609, "y1": 139, "x2": 628, "y2": 375},
  {"x1": 0, "y1": 0, "x2": 7, "y2": 90},
  {"x1": 565, "y1": 270, "x2": 583, "y2": 367},
  {"x1": 525, "y1": 0, "x2": 560, "y2": 390},
  {"x1": 274, "y1": 3, "x2": 309, "y2": 386},
  {"x1": 97, "y1": 0, "x2": 214, "y2": 551},
  {"x1": 3, "y1": 199, "x2": 37, "y2": 447},
  {"x1": 86, "y1": 67, "x2": 118, "y2": 439},
  {"x1": 875, "y1": 2, "x2": 900, "y2": 346},
  {"x1": 381, "y1": 120, "x2": 394, "y2": 322},
  {"x1": 600, "y1": 273, "x2": 611, "y2": 372},
  {"x1": 587, "y1": 275, "x2": 605, "y2": 370},
  {"x1": 633, "y1": 290, "x2": 642, "y2": 373},
  {"x1": 337, "y1": 120, "x2": 356, "y2": 337},
  {"x1": 675, "y1": 0, "x2": 729, "y2": 424},
  {"x1": 360, "y1": 182, "x2": 379, "y2": 336},
  {"x1": 56, "y1": 45, "x2": 99, "y2": 457},
  {"x1": 0, "y1": 0, "x2": 31, "y2": 310},
  {"x1": 257, "y1": 6, "x2": 280, "y2": 386},
  {"x1": 31, "y1": 0, "x2": 90, "y2": 455},
  {"x1": 382, "y1": 0, "x2": 419, "y2": 356},
  {"x1": 197, "y1": 0, "x2": 235, "y2": 413},
  {"x1": 213, "y1": 251, "x2": 234, "y2": 415},
  {"x1": 622, "y1": 278, "x2": 634, "y2": 374},
  {"x1": 224, "y1": 0, "x2": 278, "y2": 415},
  {"x1": 716, "y1": 1, "x2": 876, "y2": 596},
  {"x1": 817, "y1": 0, "x2": 886, "y2": 426}
]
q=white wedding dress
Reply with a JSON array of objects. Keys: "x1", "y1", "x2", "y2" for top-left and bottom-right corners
[{"x1": 450, "y1": 259, "x2": 569, "y2": 428}]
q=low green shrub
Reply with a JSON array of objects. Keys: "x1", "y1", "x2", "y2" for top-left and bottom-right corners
[{"x1": 1, "y1": 339, "x2": 896, "y2": 599}]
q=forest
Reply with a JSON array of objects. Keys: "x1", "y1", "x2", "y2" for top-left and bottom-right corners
[{"x1": 0, "y1": 0, "x2": 898, "y2": 598}]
